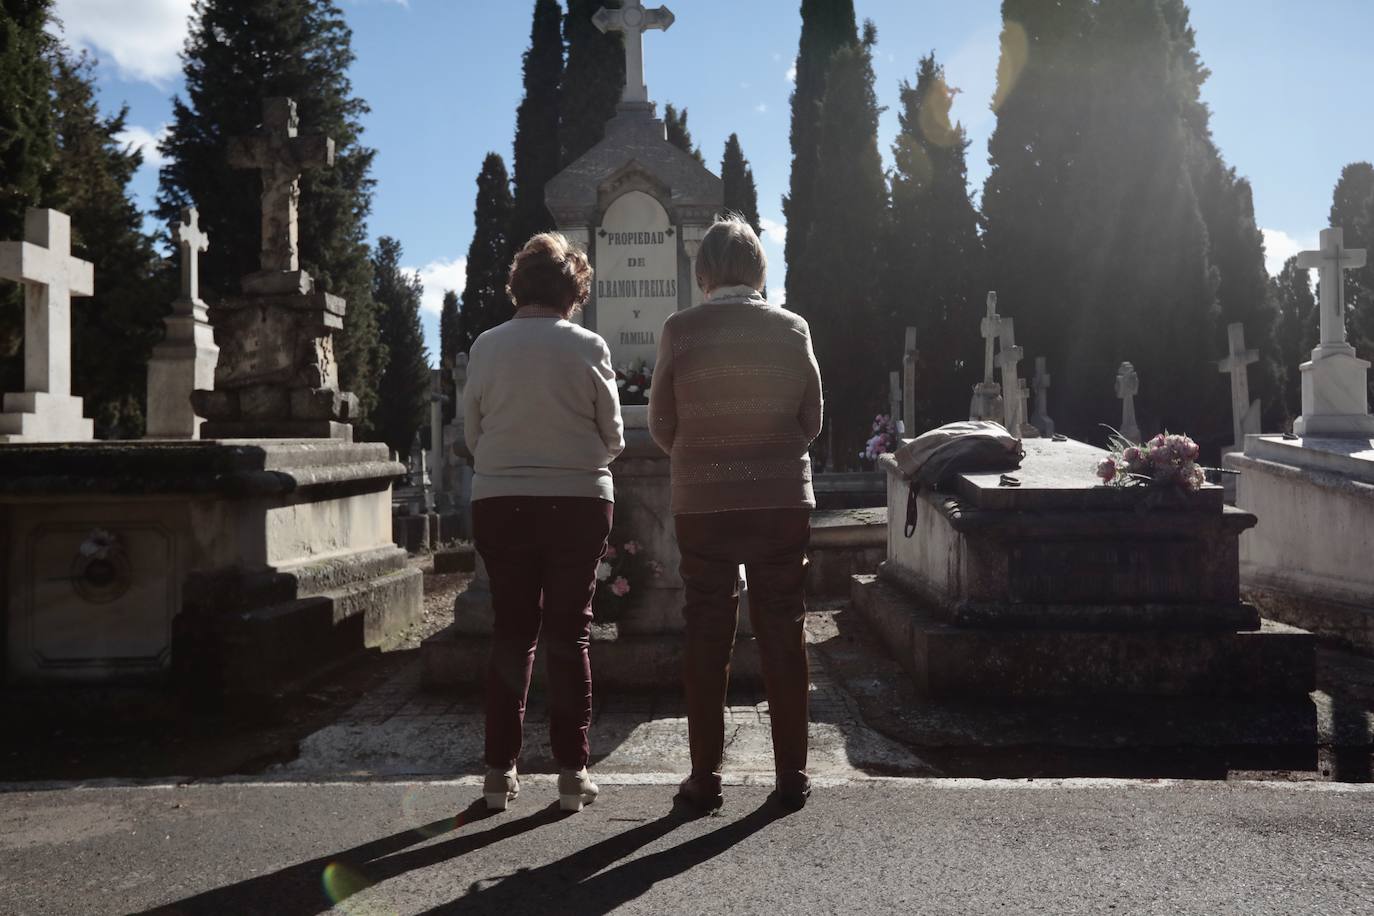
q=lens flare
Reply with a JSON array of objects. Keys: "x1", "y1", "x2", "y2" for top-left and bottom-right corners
[
  {"x1": 992, "y1": 20, "x2": 1030, "y2": 114},
  {"x1": 320, "y1": 861, "x2": 377, "y2": 911},
  {"x1": 398, "y1": 786, "x2": 466, "y2": 838}
]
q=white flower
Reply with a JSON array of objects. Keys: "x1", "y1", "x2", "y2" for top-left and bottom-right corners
[{"x1": 595, "y1": 562, "x2": 613, "y2": 582}]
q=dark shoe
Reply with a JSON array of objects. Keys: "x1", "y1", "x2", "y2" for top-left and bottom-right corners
[
  {"x1": 676, "y1": 773, "x2": 723, "y2": 814},
  {"x1": 774, "y1": 771, "x2": 811, "y2": 812}
]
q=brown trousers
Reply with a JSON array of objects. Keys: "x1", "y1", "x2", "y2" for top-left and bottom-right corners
[{"x1": 674, "y1": 507, "x2": 811, "y2": 781}]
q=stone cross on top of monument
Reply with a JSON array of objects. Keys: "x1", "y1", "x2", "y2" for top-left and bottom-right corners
[
  {"x1": 1216, "y1": 321, "x2": 1260, "y2": 451},
  {"x1": 1298, "y1": 227, "x2": 1366, "y2": 349},
  {"x1": 229, "y1": 97, "x2": 335, "y2": 293},
  {"x1": 173, "y1": 207, "x2": 209, "y2": 304},
  {"x1": 594, "y1": 0, "x2": 675, "y2": 106},
  {"x1": 981, "y1": 291, "x2": 1006, "y2": 387},
  {"x1": 1116, "y1": 361, "x2": 1141, "y2": 444}
]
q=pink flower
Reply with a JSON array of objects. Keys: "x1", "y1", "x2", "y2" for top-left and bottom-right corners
[
  {"x1": 604, "y1": 545, "x2": 618, "y2": 560},
  {"x1": 623, "y1": 541, "x2": 639, "y2": 556},
  {"x1": 1096, "y1": 457, "x2": 1118, "y2": 483},
  {"x1": 611, "y1": 576, "x2": 630, "y2": 597}
]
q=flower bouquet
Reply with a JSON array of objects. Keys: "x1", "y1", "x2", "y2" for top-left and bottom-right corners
[
  {"x1": 1095, "y1": 429, "x2": 1207, "y2": 493},
  {"x1": 593, "y1": 536, "x2": 664, "y2": 621},
  {"x1": 616, "y1": 360, "x2": 653, "y2": 406},
  {"x1": 860, "y1": 413, "x2": 898, "y2": 465}
]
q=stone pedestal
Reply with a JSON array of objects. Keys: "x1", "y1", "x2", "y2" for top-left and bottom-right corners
[
  {"x1": 1225, "y1": 434, "x2": 1374, "y2": 653},
  {"x1": 1294, "y1": 344, "x2": 1374, "y2": 437},
  {"x1": 146, "y1": 311, "x2": 219, "y2": 439},
  {"x1": 855, "y1": 437, "x2": 1313, "y2": 703},
  {"x1": 0, "y1": 440, "x2": 422, "y2": 696}
]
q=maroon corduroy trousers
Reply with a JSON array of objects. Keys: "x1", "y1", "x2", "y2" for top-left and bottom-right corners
[{"x1": 474, "y1": 496, "x2": 612, "y2": 771}]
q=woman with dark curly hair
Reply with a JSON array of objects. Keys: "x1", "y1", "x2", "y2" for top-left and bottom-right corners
[{"x1": 463, "y1": 232, "x2": 624, "y2": 813}]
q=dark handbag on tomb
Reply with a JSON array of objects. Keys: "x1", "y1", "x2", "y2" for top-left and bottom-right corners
[{"x1": 892, "y1": 420, "x2": 1025, "y2": 537}]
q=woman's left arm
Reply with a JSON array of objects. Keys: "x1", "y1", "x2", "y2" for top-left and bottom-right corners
[{"x1": 592, "y1": 338, "x2": 626, "y2": 460}]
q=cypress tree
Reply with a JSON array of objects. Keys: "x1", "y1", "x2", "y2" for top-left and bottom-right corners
[
  {"x1": 982, "y1": 0, "x2": 1094, "y2": 430},
  {"x1": 720, "y1": 133, "x2": 761, "y2": 236},
  {"x1": 0, "y1": 0, "x2": 57, "y2": 390},
  {"x1": 460, "y1": 153, "x2": 515, "y2": 354},
  {"x1": 155, "y1": 0, "x2": 384, "y2": 431},
  {"x1": 806, "y1": 22, "x2": 886, "y2": 469},
  {"x1": 887, "y1": 53, "x2": 982, "y2": 430},
  {"x1": 1161, "y1": 0, "x2": 1284, "y2": 433},
  {"x1": 439, "y1": 289, "x2": 460, "y2": 369},
  {"x1": 783, "y1": 0, "x2": 857, "y2": 315},
  {"x1": 1329, "y1": 162, "x2": 1374, "y2": 403},
  {"x1": 1272, "y1": 255, "x2": 1316, "y2": 422},
  {"x1": 372, "y1": 236, "x2": 429, "y2": 458},
  {"x1": 51, "y1": 48, "x2": 170, "y2": 437},
  {"x1": 1067, "y1": 0, "x2": 1217, "y2": 444},
  {"x1": 663, "y1": 103, "x2": 703, "y2": 164},
  {"x1": 510, "y1": 0, "x2": 564, "y2": 249},
  {"x1": 561, "y1": 0, "x2": 624, "y2": 166}
]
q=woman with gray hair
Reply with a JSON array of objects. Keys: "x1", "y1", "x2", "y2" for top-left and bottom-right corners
[{"x1": 649, "y1": 214, "x2": 823, "y2": 813}]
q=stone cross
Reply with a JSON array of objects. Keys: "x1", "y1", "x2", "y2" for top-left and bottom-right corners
[
  {"x1": 901, "y1": 326, "x2": 917, "y2": 436},
  {"x1": 996, "y1": 317, "x2": 1025, "y2": 433},
  {"x1": 888, "y1": 371, "x2": 902, "y2": 433},
  {"x1": 980, "y1": 291, "x2": 1006, "y2": 386},
  {"x1": 1030, "y1": 356, "x2": 1055, "y2": 437},
  {"x1": 1215, "y1": 322, "x2": 1260, "y2": 451},
  {"x1": 173, "y1": 207, "x2": 209, "y2": 303},
  {"x1": 1116, "y1": 361, "x2": 1141, "y2": 444},
  {"x1": 229, "y1": 97, "x2": 335, "y2": 276},
  {"x1": 1297, "y1": 227, "x2": 1366, "y2": 348},
  {"x1": 0, "y1": 209, "x2": 94, "y2": 398},
  {"x1": 1016, "y1": 377, "x2": 1033, "y2": 437},
  {"x1": 594, "y1": 0, "x2": 676, "y2": 106}
]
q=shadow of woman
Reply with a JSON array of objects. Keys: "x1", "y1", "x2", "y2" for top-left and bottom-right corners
[
  {"x1": 139, "y1": 797, "x2": 562, "y2": 916},
  {"x1": 420, "y1": 801, "x2": 787, "y2": 916}
]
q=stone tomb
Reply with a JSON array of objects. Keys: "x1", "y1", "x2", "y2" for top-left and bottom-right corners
[{"x1": 854, "y1": 437, "x2": 1313, "y2": 703}]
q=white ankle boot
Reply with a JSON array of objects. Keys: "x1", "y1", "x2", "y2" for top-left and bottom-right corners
[
  {"x1": 558, "y1": 768, "x2": 599, "y2": 812},
  {"x1": 484, "y1": 766, "x2": 519, "y2": 810}
]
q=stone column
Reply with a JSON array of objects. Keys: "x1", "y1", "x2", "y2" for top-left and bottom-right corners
[{"x1": 680, "y1": 223, "x2": 708, "y2": 308}]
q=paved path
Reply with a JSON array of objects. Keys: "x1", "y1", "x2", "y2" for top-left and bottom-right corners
[{"x1": 1, "y1": 778, "x2": 1371, "y2": 915}]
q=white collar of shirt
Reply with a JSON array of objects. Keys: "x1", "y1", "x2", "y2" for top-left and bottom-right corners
[{"x1": 704, "y1": 285, "x2": 768, "y2": 306}]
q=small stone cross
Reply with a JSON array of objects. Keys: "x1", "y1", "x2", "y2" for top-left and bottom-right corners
[
  {"x1": 594, "y1": 0, "x2": 676, "y2": 106},
  {"x1": 901, "y1": 326, "x2": 917, "y2": 435},
  {"x1": 173, "y1": 207, "x2": 209, "y2": 303},
  {"x1": 1215, "y1": 322, "x2": 1259, "y2": 450},
  {"x1": 0, "y1": 209, "x2": 94, "y2": 396},
  {"x1": 1116, "y1": 361, "x2": 1141, "y2": 444},
  {"x1": 1297, "y1": 227, "x2": 1366, "y2": 348},
  {"x1": 980, "y1": 291, "x2": 1006, "y2": 386},
  {"x1": 229, "y1": 97, "x2": 335, "y2": 274},
  {"x1": 996, "y1": 317, "x2": 1025, "y2": 433},
  {"x1": 1030, "y1": 356, "x2": 1055, "y2": 436}
]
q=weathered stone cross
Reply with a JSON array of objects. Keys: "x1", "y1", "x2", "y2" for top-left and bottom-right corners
[
  {"x1": 1215, "y1": 321, "x2": 1259, "y2": 450},
  {"x1": 1297, "y1": 227, "x2": 1366, "y2": 348},
  {"x1": 996, "y1": 316, "x2": 1025, "y2": 433},
  {"x1": 1116, "y1": 361, "x2": 1141, "y2": 444},
  {"x1": 0, "y1": 209, "x2": 93, "y2": 397},
  {"x1": 173, "y1": 206, "x2": 209, "y2": 303},
  {"x1": 594, "y1": 0, "x2": 676, "y2": 105},
  {"x1": 981, "y1": 291, "x2": 1006, "y2": 387},
  {"x1": 1030, "y1": 356, "x2": 1055, "y2": 436},
  {"x1": 229, "y1": 97, "x2": 335, "y2": 276}
]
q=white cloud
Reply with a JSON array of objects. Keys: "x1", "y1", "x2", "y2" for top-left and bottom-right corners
[
  {"x1": 754, "y1": 102, "x2": 768, "y2": 114},
  {"x1": 1261, "y1": 228, "x2": 1318, "y2": 278},
  {"x1": 785, "y1": 63, "x2": 797, "y2": 83},
  {"x1": 52, "y1": 0, "x2": 194, "y2": 85},
  {"x1": 407, "y1": 257, "x2": 468, "y2": 315},
  {"x1": 115, "y1": 124, "x2": 169, "y2": 169},
  {"x1": 759, "y1": 216, "x2": 787, "y2": 249}
]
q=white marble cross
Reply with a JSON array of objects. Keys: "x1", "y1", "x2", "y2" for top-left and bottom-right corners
[
  {"x1": 981, "y1": 291, "x2": 1006, "y2": 386},
  {"x1": 0, "y1": 209, "x2": 94, "y2": 397},
  {"x1": 1116, "y1": 361, "x2": 1141, "y2": 444},
  {"x1": 174, "y1": 207, "x2": 210, "y2": 303},
  {"x1": 1298, "y1": 227, "x2": 1366, "y2": 348},
  {"x1": 1030, "y1": 356, "x2": 1055, "y2": 436},
  {"x1": 1216, "y1": 322, "x2": 1259, "y2": 450},
  {"x1": 996, "y1": 316, "x2": 1025, "y2": 433},
  {"x1": 229, "y1": 97, "x2": 335, "y2": 273},
  {"x1": 594, "y1": 0, "x2": 676, "y2": 105}
]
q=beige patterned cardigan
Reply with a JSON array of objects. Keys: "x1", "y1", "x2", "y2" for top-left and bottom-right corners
[{"x1": 648, "y1": 286, "x2": 824, "y2": 515}]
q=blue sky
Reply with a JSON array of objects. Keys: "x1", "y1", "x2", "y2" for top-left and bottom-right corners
[{"x1": 54, "y1": 0, "x2": 1374, "y2": 364}]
